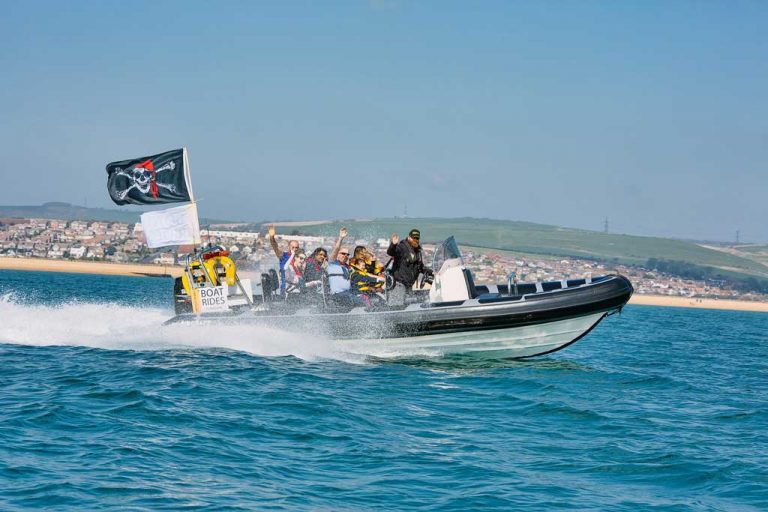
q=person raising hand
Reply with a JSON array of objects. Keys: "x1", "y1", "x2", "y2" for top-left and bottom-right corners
[
  {"x1": 330, "y1": 227, "x2": 349, "y2": 262},
  {"x1": 267, "y1": 224, "x2": 300, "y2": 297},
  {"x1": 386, "y1": 228, "x2": 424, "y2": 306}
]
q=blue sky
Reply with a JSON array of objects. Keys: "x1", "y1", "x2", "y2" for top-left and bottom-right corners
[{"x1": 1, "y1": 1, "x2": 766, "y2": 242}]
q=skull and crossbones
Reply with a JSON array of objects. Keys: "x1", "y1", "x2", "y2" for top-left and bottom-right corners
[{"x1": 113, "y1": 160, "x2": 178, "y2": 200}]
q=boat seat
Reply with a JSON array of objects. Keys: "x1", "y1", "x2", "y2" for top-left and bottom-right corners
[
  {"x1": 462, "y1": 268, "x2": 480, "y2": 299},
  {"x1": 260, "y1": 269, "x2": 280, "y2": 303}
]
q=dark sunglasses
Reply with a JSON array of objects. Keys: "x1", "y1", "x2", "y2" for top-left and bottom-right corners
[{"x1": 338, "y1": 252, "x2": 349, "y2": 256}]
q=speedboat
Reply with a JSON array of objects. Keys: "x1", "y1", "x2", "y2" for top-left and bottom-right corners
[
  {"x1": 166, "y1": 237, "x2": 633, "y2": 359},
  {"x1": 166, "y1": 237, "x2": 633, "y2": 358},
  {"x1": 102, "y1": 149, "x2": 631, "y2": 358}
]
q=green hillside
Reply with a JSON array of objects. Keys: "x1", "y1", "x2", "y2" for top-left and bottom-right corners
[
  {"x1": 735, "y1": 244, "x2": 768, "y2": 254},
  {"x1": 731, "y1": 245, "x2": 768, "y2": 267},
  {"x1": 268, "y1": 217, "x2": 768, "y2": 278}
]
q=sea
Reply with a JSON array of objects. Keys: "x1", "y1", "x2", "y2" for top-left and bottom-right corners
[{"x1": 0, "y1": 269, "x2": 766, "y2": 511}]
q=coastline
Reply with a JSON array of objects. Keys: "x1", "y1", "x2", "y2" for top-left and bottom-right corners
[
  {"x1": 1, "y1": 257, "x2": 767, "y2": 313},
  {"x1": 0, "y1": 256, "x2": 182, "y2": 278},
  {"x1": 628, "y1": 294, "x2": 768, "y2": 313}
]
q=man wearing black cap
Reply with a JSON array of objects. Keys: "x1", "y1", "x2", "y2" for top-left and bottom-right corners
[{"x1": 386, "y1": 228, "x2": 425, "y2": 306}]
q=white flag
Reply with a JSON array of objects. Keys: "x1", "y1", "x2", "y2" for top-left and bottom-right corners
[{"x1": 140, "y1": 203, "x2": 201, "y2": 248}]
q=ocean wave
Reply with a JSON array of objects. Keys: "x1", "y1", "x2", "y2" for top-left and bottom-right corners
[{"x1": 0, "y1": 298, "x2": 359, "y2": 362}]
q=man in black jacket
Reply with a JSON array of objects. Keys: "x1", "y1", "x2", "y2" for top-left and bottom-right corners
[{"x1": 386, "y1": 228, "x2": 425, "y2": 306}]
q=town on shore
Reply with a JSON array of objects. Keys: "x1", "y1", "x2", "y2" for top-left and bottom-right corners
[{"x1": 1, "y1": 217, "x2": 767, "y2": 304}]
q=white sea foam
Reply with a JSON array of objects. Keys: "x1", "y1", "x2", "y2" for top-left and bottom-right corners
[{"x1": 0, "y1": 296, "x2": 367, "y2": 363}]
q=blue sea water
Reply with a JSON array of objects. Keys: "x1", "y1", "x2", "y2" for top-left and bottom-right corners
[{"x1": 0, "y1": 269, "x2": 766, "y2": 511}]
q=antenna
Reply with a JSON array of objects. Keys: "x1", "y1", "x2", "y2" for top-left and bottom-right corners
[
  {"x1": 604, "y1": 217, "x2": 609, "y2": 233},
  {"x1": 735, "y1": 229, "x2": 740, "y2": 244}
]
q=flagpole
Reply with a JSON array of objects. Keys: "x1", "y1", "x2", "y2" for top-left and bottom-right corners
[
  {"x1": 183, "y1": 147, "x2": 195, "y2": 202},
  {"x1": 183, "y1": 147, "x2": 201, "y2": 253}
]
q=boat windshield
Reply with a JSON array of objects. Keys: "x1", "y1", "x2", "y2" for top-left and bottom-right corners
[{"x1": 432, "y1": 236, "x2": 463, "y2": 272}]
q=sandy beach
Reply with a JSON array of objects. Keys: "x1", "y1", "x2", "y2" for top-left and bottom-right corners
[
  {"x1": 0, "y1": 256, "x2": 182, "y2": 278},
  {"x1": 629, "y1": 294, "x2": 768, "y2": 313}
]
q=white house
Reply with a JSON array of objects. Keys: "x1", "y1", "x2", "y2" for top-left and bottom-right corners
[{"x1": 153, "y1": 253, "x2": 176, "y2": 265}]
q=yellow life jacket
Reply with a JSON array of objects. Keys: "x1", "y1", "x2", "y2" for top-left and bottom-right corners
[
  {"x1": 350, "y1": 268, "x2": 382, "y2": 293},
  {"x1": 203, "y1": 254, "x2": 237, "y2": 286}
]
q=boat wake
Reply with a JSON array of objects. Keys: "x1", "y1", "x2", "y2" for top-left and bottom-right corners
[{"x1": 0, "y1": 295, "x2": 373, "y2": 362}]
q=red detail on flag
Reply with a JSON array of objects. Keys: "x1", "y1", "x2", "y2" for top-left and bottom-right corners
[
  {"x1": 137, "y1": 160, "x2": 159, "y2": 198},
  {"x1": 138, "y1": 160, "x2": 154, "y2": 171}
]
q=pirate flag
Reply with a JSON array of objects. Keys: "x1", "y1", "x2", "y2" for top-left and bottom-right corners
[{"x1": 106, "y1": 148, "x2": 194, "y2": 205}]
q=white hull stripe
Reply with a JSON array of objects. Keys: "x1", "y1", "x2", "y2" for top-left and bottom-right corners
[{"x1": 335, "y1": 312, "x2": 607, "y2": 359}]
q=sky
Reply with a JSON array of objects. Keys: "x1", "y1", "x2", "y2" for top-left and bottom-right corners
[{"x1": 1, "y1": 1, "x2": 766, "y2": 242}]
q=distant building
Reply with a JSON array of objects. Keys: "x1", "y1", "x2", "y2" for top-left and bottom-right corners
[
  {"x1": 153, "y1": 253, "x2": 176, "y2": 265},
  {"x1": 201, "y1": 229, "x2": 260, "y2": 243},
  {"x1": 273, "y1": 234, "x2": 325, "y2": 246},
  {"x1": 86, "y1": 247, "x2": 104, "y2": 259}
]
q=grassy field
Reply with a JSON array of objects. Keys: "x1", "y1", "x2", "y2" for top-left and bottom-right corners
[
  {"x1": 266, "y1": 217, "x2": 768, "y2": 278},
  {"x1": 734, "y1": 244, "x2": 768, "y2": 254},
  {"x1": 730, "y1": 244, "x2": 768, "y2": 268}
]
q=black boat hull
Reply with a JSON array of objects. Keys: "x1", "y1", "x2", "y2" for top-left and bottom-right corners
[{"x1": 164, "y1": 274, "x2": 633, "y2": 359}]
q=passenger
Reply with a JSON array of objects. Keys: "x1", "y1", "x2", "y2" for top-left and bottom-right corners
[
  {"x1": 327, "y1": 248, "x2": 351, "y2": 292},
  {"x1": 349, "y1": 246, "x2": 383, "y2": 275},
  {"x1": 329, "y1": 249, "x2": 369, "y2": 307},
  {"x1": 365, "y1": 249, "x2": 385, "y2": 275},
  {"x1": 329, "y1": 227, "x2": 348, "y2": 262},
  {"x1": 327, "y1": 244, "x2": 366, "y2": 307},
  {"x1": 303, "y1": 247, "x2": 329, "y2": 293},
  {"x1": 268, "y1": 224, "x2": 300, "y2": 296},
  {"x1": 349, "y1": 256, "x2": 386, "y2": 308},
  {"x1": 283, "y1": 249, "x2": 306, "y2": 294},
  {"x1": 349, "y1": 245, "x2": 368, "y2": 268},
  {"x1": 386, "y1": 228, "x2": 426, "y2": 306}
]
